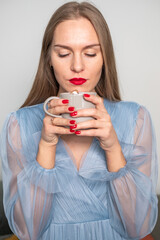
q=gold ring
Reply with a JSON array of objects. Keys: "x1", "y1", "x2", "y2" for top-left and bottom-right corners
[{"x1": 51, "y1": 117, "x2": 54, "y2": 124}]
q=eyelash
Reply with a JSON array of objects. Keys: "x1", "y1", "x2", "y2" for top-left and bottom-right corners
[
  {"x1": 85, "y1": 53, "x2": 97, "y2": 57},
  {"x1": 58, "y1": 53, "x2": 97, "y2": 58},
  {"x1": 58, "y1": 53, "x2": 69, "y2": 58}
]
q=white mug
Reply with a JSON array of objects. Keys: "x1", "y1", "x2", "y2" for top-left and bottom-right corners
[{"x1": 43, "y1": 91, "x2": 97, "y2": 123}]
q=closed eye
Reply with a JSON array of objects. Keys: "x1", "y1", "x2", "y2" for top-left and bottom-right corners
[
  {"x1": 58, "y1": 53, "x2": 97, "y2": 57},
  {"x1": 58, "y1": 53, "x2": 70, "y2": 58},
  {"x1": 85, "y1": 53, "x2": 97, "y2": 57}
]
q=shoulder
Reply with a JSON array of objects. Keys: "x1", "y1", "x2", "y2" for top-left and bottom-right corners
[
  {"x1": 103, "y1": 98, "x2": 141, "y2": 117},
  {"x1": 102, "y1": 98, "x2": 151, "y2": 122},
  {"x1": 8, "y1": 103, "x2": 45, "y2": 133},
  {"x1": 103, "y1": 98, "x2": 149, "y2": 142},
  {"x1": 16, "y1": 103, "x2": 44, "y2": 119}
]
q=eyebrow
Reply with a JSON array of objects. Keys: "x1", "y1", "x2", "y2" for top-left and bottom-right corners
[{"x1": 53, "y1": 44, "x2": 100, "y2": 50}]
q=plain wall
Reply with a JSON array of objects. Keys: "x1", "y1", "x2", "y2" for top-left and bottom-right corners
[{"x1": 0, "y1": 0, "x2": 160, "y2": 193}]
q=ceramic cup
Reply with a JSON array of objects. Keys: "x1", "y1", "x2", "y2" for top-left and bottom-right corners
[{"x1": 43, "y1": 91, "x2": 97, "y2": 123}]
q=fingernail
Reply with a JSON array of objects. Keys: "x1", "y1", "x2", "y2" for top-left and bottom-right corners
[
  {"x1": 75, "y1": 131, "x2": 81, "y2": 135},
  {"x1": 70, "y1": 129, "x2": 75, "y2": 133},
  {"x1": 70, "y1": 111, "x2": 77, "y2": 116},
  {"x1": 70, "y1": 120, "x2": 76, "y2": 124},
  {"x1": 68, "y1": 107, "x2": 75, "y2": 111},
  {"x1": 70, "y1": 124, "x2": 77, "y2": 129},
  {"x1": 62, "y1": 99, "x2": 69, "y2": 104},
  {"x1": 84, "y1": 94, "x2": 90, "y2": 97}
]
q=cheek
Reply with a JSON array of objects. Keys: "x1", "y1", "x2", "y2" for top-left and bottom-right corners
[
  {"x1": 92, "y1": 60, "x2": 103, "y2": 77},
  {"x1": 91, "y1": 54, "x2": 103, "y2": 72},
  {"x1": 51, "y1": 59, "x2": 66, "y2": 77},
  {"x1": 53, "y1": 68, "x2": 64, "y2": 82},
  {"x1": 52, "y1": 63, "x2": 68, "y2": 84}
]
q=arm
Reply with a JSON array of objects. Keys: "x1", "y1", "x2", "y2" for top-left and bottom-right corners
[
  {"x1": 1, "y1": 113, "x2": 63, "y2": 240},
  {"x1": 105, "y1": 143, "x2": 126, "y2": 172},
  {"x1": 37, "y1": 139, "x2": 56, "y2": 169},
  {"x1": 107, "y1": 106, "x2": 158, "y2": 239}
]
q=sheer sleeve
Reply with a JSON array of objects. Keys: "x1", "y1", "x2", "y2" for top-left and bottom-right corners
[
  {"x1": 107, "y1": 106, "x2": 158, "y2": 239},
  {"x1": 0, "y1": 112, "x2": 71, "y2": 240}
]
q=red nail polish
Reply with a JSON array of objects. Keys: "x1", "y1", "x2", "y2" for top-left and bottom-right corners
[
  {"x1": 68, "y1": 107, "x2": 75, "y2": 111},
  {"x1": 70, "y1": 120, "x2": 76, "y2": 124},
  {"x1": 70, "y1": 129, "x2": 75, "y2": 133},
  {"x1": 62, "y1": 99, "x2": 69, "y2": 104},
  {"x1": 70, "y1": 124, "x2": 77, "y2": 129},
  {"x1": 70, "y1": 111, "x2": 77, "y2": 116},
  {"x1": 75, "y1": 131, "x2": 81, "y2": 135},
  {"x1": 84, "y1": 94, "x2": 90, "y2": 97}
]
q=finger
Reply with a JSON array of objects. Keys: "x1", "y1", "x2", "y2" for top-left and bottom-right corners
[
  {"x1": 83, "y1": 94, "x2": 107, "y2": 112},
  {"x1": 74, "y1": 119, "x2": 109, "y2": 130},
  {"x1": 48, "y1": 98, "x2": 69, "y2": 108},
  {"x1": 74, "y1": 128, "x2": 104, "y2": 137},
  {"x1": 48, "y1": 105, "x2": 75, "y2": 116},
  {"x1": 43, "y1": 116, "x2": 75, "y2": 134},
  {"x1": 51, "y1": 117, "x2": 77, "y2": 127},
  {"x1": 44, "y1": 115, "x2": 77, "y2": 127},
  {"x1": 70, "y1": 108, "x2": 110, "y2": 121},
  {"x1": 49, "y1": 125, "x2": 76, "y2": 135},
  {"x1": 43, "y1": 115, "x2": 55, "y2": 126}
]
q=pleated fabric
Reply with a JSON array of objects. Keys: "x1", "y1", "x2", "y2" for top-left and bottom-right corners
[{"x1": 0, "y1": 98, "x2": 158, "y2": 240}]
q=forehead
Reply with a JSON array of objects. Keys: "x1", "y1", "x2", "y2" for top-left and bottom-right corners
[{"x1": 53, "y1": 18, "x2": 99, "y2": 45}]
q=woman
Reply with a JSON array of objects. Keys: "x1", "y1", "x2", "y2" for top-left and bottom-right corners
[{"x1": 0, "y1": 1, "x2": 158, "y2": 240}]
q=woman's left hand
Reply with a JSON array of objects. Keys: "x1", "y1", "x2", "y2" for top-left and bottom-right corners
[{"x1": 70, "y1": 94, "x2": 120, "y2": 152}]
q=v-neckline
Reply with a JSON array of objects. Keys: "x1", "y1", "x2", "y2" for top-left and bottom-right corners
[{"x1": 59, "y1": 136, "x2": 96, "y2": 172}]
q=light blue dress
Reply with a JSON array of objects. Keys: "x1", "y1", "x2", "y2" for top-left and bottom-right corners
[{"x1": 0, "y1": 98, "x2": 158, "y2": 240}]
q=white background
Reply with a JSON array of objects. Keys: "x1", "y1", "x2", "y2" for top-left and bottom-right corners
[{"x1": 0, "y1": 0, "x2": 160, "y2": 193}]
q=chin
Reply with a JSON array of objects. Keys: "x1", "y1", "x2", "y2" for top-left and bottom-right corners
[{"x1": 60, "y1": 85, "x2": 95, "y2": 93}]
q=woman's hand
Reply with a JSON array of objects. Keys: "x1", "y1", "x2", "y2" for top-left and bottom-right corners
[
  {"x1": 70, "y1": 94, "x2": 120, "y2": 152},
  {"x1": 40, "y1": 98, "x2": 76, "y2": 147},
  {"x1": 38, "y1": 98, "x2": 76, "y2": 169},
  {"x1": 70, "y1": 94, "x2": 127, "y2": 172}
]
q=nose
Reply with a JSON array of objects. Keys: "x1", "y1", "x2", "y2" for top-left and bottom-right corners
[{"x1": 70, "y1": 53, "x2": 84, "y2": 73}]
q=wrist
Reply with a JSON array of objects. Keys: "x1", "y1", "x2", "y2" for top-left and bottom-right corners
[
  {"x1": 39, "y1": 138, "x2": 58, "y2": 150},
  {"x1": 37, "y1": 140, "x2": 57, "y2": 169},
  {"x1": 105, "y1": 142, "x2": 122, "y2": 155},
  {"x1": 105, "y1": 143, "x2": 126, "y2": 172}
]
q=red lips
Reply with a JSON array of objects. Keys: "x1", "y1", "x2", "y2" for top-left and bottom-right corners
[{"x1": 69, "y1": 78, "x2": 87, "y2": 85}]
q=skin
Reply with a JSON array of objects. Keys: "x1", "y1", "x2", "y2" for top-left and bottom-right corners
[
  {"x1": 51, "y1": 18, "x2": 103, "y2": 94},
  {"x1": 37, "y1": 18, "x2": 126, "y2": 172}
]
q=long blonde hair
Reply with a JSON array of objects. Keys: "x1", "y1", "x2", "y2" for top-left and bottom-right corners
[{"x1": 21, "y1": 1, "x2": 121, "y2": 108}]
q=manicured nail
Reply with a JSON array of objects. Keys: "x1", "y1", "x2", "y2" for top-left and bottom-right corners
[
  {"x1": 68, "y1": 107, "x2": 75, "y2": 111},
  {"x1": 70, "y1": 129, "x2": 75, "y2": 132},
  {"x1": 70, "y1": 124, "x2": 77, "y2": 129},
  {"x1": 70, "y1": 111, "x2": 77, "y2": 116},
  {"x1": 70, "y1": 129, "x2": 75, "y2": 133},
  {"x1": 70, "y1": 120, "x2": 76, "y2": 124},
  {"x1": 75, "y1": 131, "x2": 81, "y2": 135},
  {"x1": 84, "y1": 94, "x2": 90, "y2": 97},
  {"x1": 62, "y1": 99, "x2": 69, "y2": 104}
]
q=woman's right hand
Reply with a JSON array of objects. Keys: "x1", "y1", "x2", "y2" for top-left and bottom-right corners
[{"x1": 40, "y1": 98, "x2": 76, "y2": 147}]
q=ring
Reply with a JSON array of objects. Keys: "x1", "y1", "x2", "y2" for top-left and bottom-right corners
[{"x1": 51, "y1": 117, "x2": 54, "y2": 124}]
